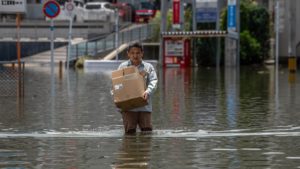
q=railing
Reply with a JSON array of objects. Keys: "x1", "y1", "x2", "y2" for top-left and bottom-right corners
[
  {"x1": 0, "y1": 61, "x2": 25, "y2": 97},
  {"x1": 68, "y1": 24, "x2": 154, "y2": 61}
]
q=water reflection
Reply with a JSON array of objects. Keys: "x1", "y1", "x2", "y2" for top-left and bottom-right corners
[
  {"x1": 224, "y1": 68, "x2": 239, "y2": 129},
  {"x1": 113, "y1": 136, "x2": 152, "y2": 169}
]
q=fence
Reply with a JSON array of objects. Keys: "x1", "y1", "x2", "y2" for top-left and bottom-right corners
[
  {"x1": 0, "y1": 62, "x2": 25, "y2": 97},
  {"x1": 68, "y1": 24, "x2": 154, "y2": 61}
]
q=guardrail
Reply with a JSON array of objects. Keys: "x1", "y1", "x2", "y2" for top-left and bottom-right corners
[
  {"x1": 0, "y1": 21, "x2": 113, "y2": 40},
  {"x1": 68, "y1": 24, "x2": 154, "y2": 61}
]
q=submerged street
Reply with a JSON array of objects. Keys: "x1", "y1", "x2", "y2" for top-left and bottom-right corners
[{"x1": 0, "y1": 65, "x2": 300, "y2": 168}]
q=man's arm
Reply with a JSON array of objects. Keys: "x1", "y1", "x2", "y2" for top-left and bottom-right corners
[{"x1": 145, "y1": 64, "x2": 158, "y2": 96}]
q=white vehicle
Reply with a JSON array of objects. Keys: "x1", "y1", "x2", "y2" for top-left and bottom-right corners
[
  {"x1": 82, "y1": 2, "x2": 115, "y2": 22},
  {"x1": 46, "y1": 0, "x2": 84, "y2": 22}
]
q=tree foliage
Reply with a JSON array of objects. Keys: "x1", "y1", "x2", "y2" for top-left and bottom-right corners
[
  {"x1": 150, "y1": 5, "x2": 193, "y2": 42},
  {"x1": 221, "y1": 0, "x2": 270, "y2": 65}
]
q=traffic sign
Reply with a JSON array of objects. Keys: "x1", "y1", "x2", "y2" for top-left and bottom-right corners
[
  {"x1": 227, "y1": 5, "x2": 236, "y2": 31},
  {"x1": 227, "y1": 0, "x2": 236, "y2": 31},
  {"x1": 65, "y1": 1, "x2": 74, "y2": 11},
  {"x1": 43, "y1": 0, "x2": 61, "y2": 19},
  {"x1": 196, "y1": 0, "x2": 217, "y2": 23},
  {"x1": 196, "y1": 8, "x2": 217, "y2": 23},
  {"x1": 65, "y1": 1, "x2": 75, "y2": 17}
]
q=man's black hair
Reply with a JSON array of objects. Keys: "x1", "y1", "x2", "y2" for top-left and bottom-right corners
[{"x1": 127, "y1": 42, "x2": 143, "y2": 52}]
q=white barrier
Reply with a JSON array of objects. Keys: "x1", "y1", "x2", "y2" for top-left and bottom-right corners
[{"x1": 84, "y1": 59, "x2": 158, "y2": 73}]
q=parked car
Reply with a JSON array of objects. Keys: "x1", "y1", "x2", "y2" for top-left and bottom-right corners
[
  {"x1": 82, "y1": 2, "x2": 115, "y2": 22},
  {"x1": 112, "y1": 2, "x2": 134, "y2": 22},
  {"x1": 135, "y1": 1, "x2": 156, "y2": 23}
]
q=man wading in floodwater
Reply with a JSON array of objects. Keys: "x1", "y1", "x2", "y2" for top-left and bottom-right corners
[{"x1": 117, "y1": 42, "x2": 158, "y2": 134}]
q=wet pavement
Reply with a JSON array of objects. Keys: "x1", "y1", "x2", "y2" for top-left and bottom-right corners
[{"x1": 0, "y1": 64, "x2": 300, "y2": 169}]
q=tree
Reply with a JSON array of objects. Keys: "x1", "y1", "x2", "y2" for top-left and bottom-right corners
[{"x1": 220, "y1": 0, "x2": 270, "y2": 65}]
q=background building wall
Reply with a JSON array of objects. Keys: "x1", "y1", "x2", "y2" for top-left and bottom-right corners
[{"x1": 279, "y1": 0, "x2": 298, "y2": 58}]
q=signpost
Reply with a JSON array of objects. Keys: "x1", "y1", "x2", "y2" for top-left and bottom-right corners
[
  {"x1": 115, "y1": 8, "x2": 119, "y2": 60},
  {"x1": 43, "y1": 0, "x2": 60, "y2": 98},
  {"x1": 65, "y1": 1, "x2": 74, "y2": 17},
  {"x1": 225, "y1": 0, "x2": 240, "y2": 67},
  {"x1": 65, "y1": 0, "x2": 75, "y2": 71}
]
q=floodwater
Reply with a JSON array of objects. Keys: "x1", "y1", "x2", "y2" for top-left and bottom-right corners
[{"x1": 0, "y1": 64, "x2": 300, "y2": 169}]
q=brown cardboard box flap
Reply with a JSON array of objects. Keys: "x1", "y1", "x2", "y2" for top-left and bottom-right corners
[{"x1": 111, "y1": 66, "x2": 138, "y2": 79}]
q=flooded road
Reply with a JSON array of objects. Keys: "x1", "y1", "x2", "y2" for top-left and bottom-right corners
[{"x1": 0, "y1": 64, "x2": 300, "y2": 168}]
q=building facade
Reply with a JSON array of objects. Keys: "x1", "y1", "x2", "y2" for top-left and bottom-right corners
[{"x1": 256, "y1": 0, "x2": 299, "y2": 59}]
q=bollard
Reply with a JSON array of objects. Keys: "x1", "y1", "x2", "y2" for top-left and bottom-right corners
[
  {"x1": 288, "y1": 56, "x2": 297, "y2": 73},
  {"x1": 289, "y1": 72, "x2": 296, "y2": 84},
  {"x1": 59, "y1": 61, "x2": 63, "y2": 80}
]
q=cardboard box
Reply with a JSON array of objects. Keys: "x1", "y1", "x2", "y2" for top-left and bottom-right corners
[{"x1": 111, "y1": 66, "x2": 148, "y2": 111}]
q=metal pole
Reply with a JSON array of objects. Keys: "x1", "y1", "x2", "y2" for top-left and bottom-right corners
[
  {"x1": 236, "y1": 0, "x2": 240, "y2": 67},
  {"x1": 50, "y1": 19, "x2": 55, "y2": 98},
  {"x1": 159, "y1": 0, "x2": 167, "y2": 66},
  {"x1": 216, "y1": 0, "x2": 220, "y2": 68},
  {"x1": 192, "y1": 0, "x2": 196, "y2": 31},
  {"x1": 275, "y1": 0, "x2": 279, "y2": 100},
  {"x1": 287, "y1": 0, "x2": 291, "y2": 58},
  {"x1": 268, "y1": 0, "x2": 275, "y2": 62},
  {"x1": 67, "y1": 15, "x2": 73, "y2": 72},
  {"x1": 180, "y1": 0, "x2": 184, "y2": 30},
  {"x1": 16, "y1": 13, "x2": 22, "y2": 98},
  {"x1": 115, "y1": 8, "x2": 119, "y2": 60},
  {"x1": 16, "y1": 13, "x2": 21, "y2": 67},
  {"x1": 275, "y1": 0, "x2": 279, "y2": 108},
  {"x1": 192, "y1": 0, "x2": 197, "y2": 67},
  {"x1": 275, "y1": 0, "x2": 279, "y2": 70},
  {"x1": 287, "y1": 0, "x2": 296, "y2": 72}
]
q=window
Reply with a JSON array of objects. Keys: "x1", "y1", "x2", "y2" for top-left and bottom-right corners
[{"x1": 85, "y1": 4, "x2": 102, "y2": 9}]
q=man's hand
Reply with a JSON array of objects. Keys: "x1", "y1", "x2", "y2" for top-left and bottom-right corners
[{"x1": 143, "y1": 91, "x2": 148, "y2": 100}]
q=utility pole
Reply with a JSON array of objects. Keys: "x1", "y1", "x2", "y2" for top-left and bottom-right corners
[
  {"x1": 287, "y1": 0, "x2": 297, "y2": 72},
  {"x1": 159, "y1": 0, "x2": 168, "y2": 66},
  {"x1": 216, "y1": 0, "x2": 220, "y2": 68},
  {"x1": 192, "y1": 0, "x2": 197, "y2": 66},
  {"x1": 115, "y1": 8, "x2": 119, "y2": 60},
  {"x1": 236, "y1": 0, "x2": 240, "y2": 68},
  {"x1": 275, "y1": 0, "x2": 279, "y2": 69},
  {"x1": 225, "y1": 0, "x2": 239, "y2": 67},
  {"x1": 275, "y1": 0, "x2": 279, "y2": 98},
  {"x1": 267, "y1": 0, "x2": 275, "y2": 64}
]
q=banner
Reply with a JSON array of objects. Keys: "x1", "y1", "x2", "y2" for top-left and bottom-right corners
[
  {"x1": 173, "y1": 0, "x2": 180, "y2": 24},
  {"x1": 227, "y1": 0, "x2": 236, "y2": 31},
  {"x1": 0, "y1": 0, "x2": 26, "y2": 13}
]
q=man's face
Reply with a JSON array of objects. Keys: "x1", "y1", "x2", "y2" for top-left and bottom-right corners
[{"x1": 127, "y1": 47, "x2": 143, "y2": 66}]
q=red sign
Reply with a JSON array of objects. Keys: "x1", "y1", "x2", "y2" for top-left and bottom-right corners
[
  {"x1": 173, "y1": 0, "x2": 180, "y2": 24},
  {"x1": 43, "y1": 0, "x2": 61, "y2": 19}
]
